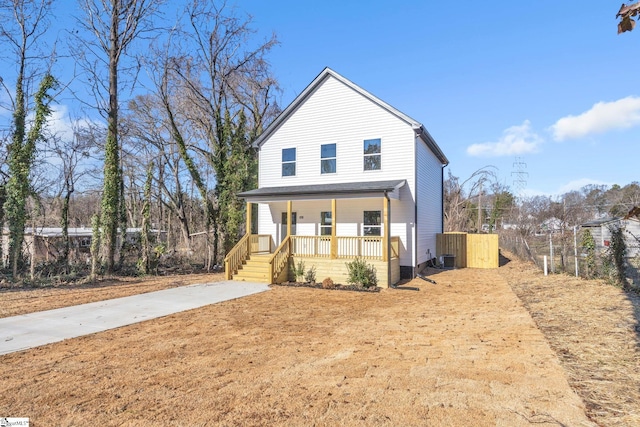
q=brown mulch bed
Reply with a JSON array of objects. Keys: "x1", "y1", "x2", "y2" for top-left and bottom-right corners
[
  {"x1": 273, "y1": 281, "x2": 381, "y2": 292},
  {"x1": 498, "y1": 252, "x2": 640, "y2": 427}
]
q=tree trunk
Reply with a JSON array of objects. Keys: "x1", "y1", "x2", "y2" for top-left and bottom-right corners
[{"x1": 100, "y1": 1, "x2": 122, "y2": 274}]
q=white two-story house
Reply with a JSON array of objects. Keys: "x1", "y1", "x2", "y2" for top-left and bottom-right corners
[{"x1": 225, "y1": 67, "x2": 448, "y2": 287}]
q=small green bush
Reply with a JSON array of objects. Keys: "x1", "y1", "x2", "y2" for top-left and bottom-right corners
[
  {"x1": 290, "y1": 260, "x2": 305, "y2": 282},
  {"x1": 305, "y1": 265, "x2": 316, "y2": 283},
  {"x1": 345, "y1": 257, "x2": 377, "y2": 288}
]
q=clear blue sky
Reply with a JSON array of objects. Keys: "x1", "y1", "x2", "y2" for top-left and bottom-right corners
[
  {"x1": 7, "y1": 1, "x2": 637, "y2": 198},
  {"x1": 236, "y1": 0, "x2": 640, "y2": 197}
]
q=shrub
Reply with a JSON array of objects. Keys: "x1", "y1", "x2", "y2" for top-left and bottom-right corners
[
  {"x1": 605, "y1": 225, "x2": 628, "y2": 288},
  {"x1": 581, "y1": 229, "x2": 597, "y2": 279},
  {"x1": 322, "y1": 277, "x2": 335, "y2": 289},
  {"x1": 290, "y1": 260, "x2": 305, "y2": 282},
  {"x1": 305, "y1": 265, "x2": 316, "y2": 283},
  {"x1": 345, "y1": 257, "x2": 377, "y2": 288}
]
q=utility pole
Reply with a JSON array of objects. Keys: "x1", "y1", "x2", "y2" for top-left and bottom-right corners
[{"x1": 478, "y1": 180, "x2": 483, "y2": 232}]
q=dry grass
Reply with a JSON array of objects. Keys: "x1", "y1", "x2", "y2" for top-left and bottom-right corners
[
  {"x1": 0, "y1": 267, "x2": 595, "y2": 426},
  {"x1": 499, "y1": 252, "x2": 640, "y2": 427}
]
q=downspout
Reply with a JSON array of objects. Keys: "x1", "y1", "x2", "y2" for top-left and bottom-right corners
[
  {"x1": 442, "y1": 164, "x2": 446, "y2": 233},
  {"x1": 414, "y1": 136, "x2": 418, "y2": 278}
]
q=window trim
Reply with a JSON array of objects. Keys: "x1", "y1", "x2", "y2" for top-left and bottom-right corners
[
  {"x1": 320, "y1": 211, "x2": 332, "y2": 236},
  {"x1": 320, "y1": 143, "x2": 337, "y2": 174},
  {"x1": 282, "y1": 147, "x2": 296, "y2": 177},
  {"x1": 363, "y1": 210, "x2": 382, "y2": 236},
  {"x1": 363, "y1": 138, "x2": 381, "y2": 171}
]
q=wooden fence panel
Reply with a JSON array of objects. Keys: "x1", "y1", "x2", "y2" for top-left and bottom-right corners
[
  {"x1": 436, "y1": 233, "x2": 498, "y2": 269},
  {"x1": 436, "y1": 232, "x2": 467, "y2": 268},
  {"x1": 466, "y1": 234, "x2": 499, "y2": 268}
]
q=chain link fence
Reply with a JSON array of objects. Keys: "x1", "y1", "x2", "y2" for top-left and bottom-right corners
[
  {"x1": 499, "y1": 230, "x2": 581, "y2": 275},
  {"x1": 499, "y1": 229, "x2": 640, "y2": 287}
]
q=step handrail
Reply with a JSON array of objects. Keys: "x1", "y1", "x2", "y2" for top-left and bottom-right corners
[
  {"x1": 267, "y1": 235, "x2": 291, "y2": 284},
  {"x1": 224, "y1": 233, "x2": 250, "y2": 280}
]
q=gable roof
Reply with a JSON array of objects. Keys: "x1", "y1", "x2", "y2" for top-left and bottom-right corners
[{"x1": 255, "y1": 67, "x2": 449, "y2": 165}]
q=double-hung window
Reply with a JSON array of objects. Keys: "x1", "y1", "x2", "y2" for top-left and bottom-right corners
[
  {"x1": 282, "y1": 148, "x2": 296, "y2": 177},
  {"x1": 320, "y1": 211, "x2": 332, "y2": 236},
  {"x1": 363, "y1": 138, "x2": 381, "y2": 171},
  {"x1": 321, "y1": 143, "x2": 336, "y2": 174},
  {"x1": 363, "y1": 211, "x2": 382, "y2": 236}
]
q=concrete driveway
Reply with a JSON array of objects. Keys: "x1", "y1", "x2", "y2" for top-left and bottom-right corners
[{"x1": 0, "y1": 280, "x2": 269, "y2": 355}]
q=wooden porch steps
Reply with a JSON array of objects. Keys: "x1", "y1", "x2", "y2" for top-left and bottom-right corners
[{"x1": 232, "y1": 254, "x2": 273, "y2": 283}]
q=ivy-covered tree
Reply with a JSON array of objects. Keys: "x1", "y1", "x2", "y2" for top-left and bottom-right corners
[
  {"x1": 606, "y1": 225, "x2": 628, "y2": 288},
  {"x1": 138, "y1": 163, "x2": 153, "y2": 275},
  {"x1": 75, "y1": 0, "x2": 163, "y2": 273},
  {"x1": 217, "y1": 110, "x2": 258, "y2": 253},
  {"x1": 581, "y1": 228, "x2": 597, "y2": 279},
  {"x1": 5, "y1": 74, "x2": 57, "y2": 277},
  {"x1": 0, "y1": 0, "x2": 57, "y2": 276}
]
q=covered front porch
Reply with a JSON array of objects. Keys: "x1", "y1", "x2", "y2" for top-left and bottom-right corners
[{"x1": 225, "y1": 180, "x2": 406, "y2": 288}]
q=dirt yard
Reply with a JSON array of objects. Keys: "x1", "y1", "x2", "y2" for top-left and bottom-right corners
[
  {"x1": 498, "y1": 254, "x2": 640, "y2": 427},
  {"x1": 0, "y1": 256, "x2": 635, "y2": 426}
]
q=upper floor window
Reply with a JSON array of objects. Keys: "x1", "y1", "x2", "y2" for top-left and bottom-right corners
[
  {"x1": 363, "y1": 210, "x2": 382, "y2": 236},
  {"x1": 363, "y1": 138, "x2": 381, "y2": 171},
  {"x1": 321, "y1": 143, "x2": 336, "y2": 174},
  {"x1": 282, "y1": 148, "x2": 296, "y2": 177},
  {"x1": 320, "y1": 211, "x2": 332, "y2": 235}
]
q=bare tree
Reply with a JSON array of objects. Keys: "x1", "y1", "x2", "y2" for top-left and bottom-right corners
[
  {"x1": 444, "y1": 167, "x2": 498, "y2": 232},
  {"x1": 149, "y1": 0, "x2": 279, "y2": 265},
  {"x1": 123, "y1": 93, "x2": 194, "y2": 250},
  {"x1": 73, "y1": 0, "x2": 163, "y2": 273},
  {"x1": 47, "y1": 121, "x2": 94, "y2": 266}
]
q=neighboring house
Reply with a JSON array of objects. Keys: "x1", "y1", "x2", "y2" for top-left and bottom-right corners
[
  {"x1": 1, "y1": 227, "x2": 166, "y2": 265},
  {"x1": 581, "y1": 217, "x2": 640, "y2": 258},
  {"x1": 225, "y1": 67, "x2": 448, "y2": 287}
]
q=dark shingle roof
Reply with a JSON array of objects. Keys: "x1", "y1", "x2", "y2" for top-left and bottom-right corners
[{"x1": 238, "y1": 180, "x2": 405, "y2": 200}]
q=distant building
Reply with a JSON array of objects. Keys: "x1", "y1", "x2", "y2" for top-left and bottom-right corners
[
  {"x1": 1, "y1": 227, "x2": 166, "y2": 265},
  {"x1": 581, "y1": 216, "x2": 640, "y2": 258}
]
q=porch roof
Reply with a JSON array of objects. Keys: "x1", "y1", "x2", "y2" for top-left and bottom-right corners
[{"x1": 238, "y1": 179, "x2": 405, "y2": 202}]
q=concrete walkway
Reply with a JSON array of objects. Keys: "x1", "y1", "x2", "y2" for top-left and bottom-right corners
[{"x1": 0, "y1": 281, "x2": 270, "y2": 355}]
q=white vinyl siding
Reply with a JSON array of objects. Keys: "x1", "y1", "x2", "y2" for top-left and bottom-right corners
[
  {"x1": 258, "y1": 76, "x2": 413, "y2": 188},
  {"x1": 416, "y1": 136, "x2": 443, "y2": 265},
  {"x1": 255, "y1": 73, "x2": 444, "y2": 269}
]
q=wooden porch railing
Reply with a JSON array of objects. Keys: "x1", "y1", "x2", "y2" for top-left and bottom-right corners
[
  {"x1": 291, "y1": 236, "x2": 331, "y2": 258},
  {"x1": 224, "y1": 234, "x2": 272, "y2": 280},
  {"x1": 250, "y1": 234, "x2": 272, "y2": 253},
  {"x1": 290, "y1": 236, "x2": 400, "y2": 260},
  {"x1": 224, "y1": 234, "x2": 249, "y2": 280},
  {"x1": 337, "y1": 236, "x2": 382, "y2": 259},
  {"x1": 268, "y1": 235, "x2": 291, "y2": 283}
]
